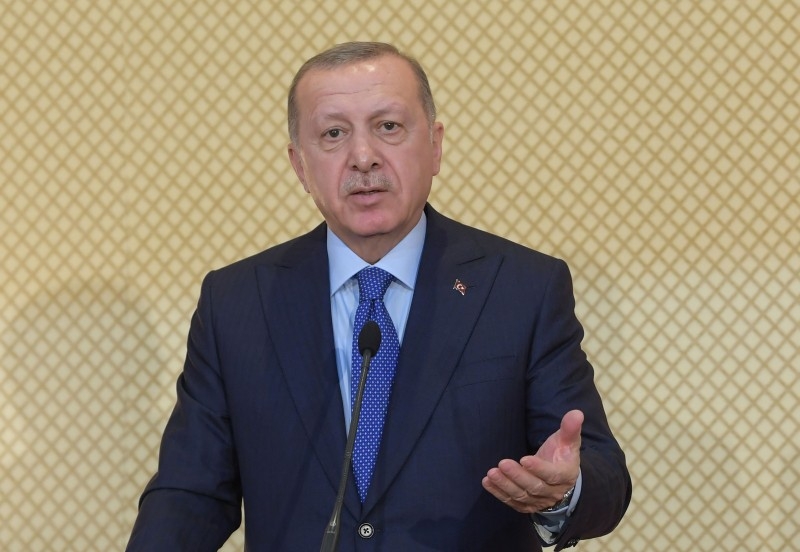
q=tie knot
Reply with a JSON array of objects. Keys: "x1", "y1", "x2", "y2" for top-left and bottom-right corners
[{"x1": 357, "y1": 267, "x2": 394, "y2": 301}]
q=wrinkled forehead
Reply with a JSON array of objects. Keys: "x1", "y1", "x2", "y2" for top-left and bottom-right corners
[{"x1": 295, "y1": 55, "x2": 422, "y2": 115}]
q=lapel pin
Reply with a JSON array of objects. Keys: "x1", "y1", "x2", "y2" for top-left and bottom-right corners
[{"x1": 453, "y1": 279, "x2": 468, "y2": 296}]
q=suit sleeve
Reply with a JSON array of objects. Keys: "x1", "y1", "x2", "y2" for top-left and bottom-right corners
[
  {"x1": 127, "y1": 271, "x2": 242, "y2": 551},
  {"x1": 526, "y1": 259, "x2": 632, "y2": 550}
]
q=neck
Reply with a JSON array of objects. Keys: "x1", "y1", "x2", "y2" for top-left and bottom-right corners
[
  {"x1": 336, "y1": 210, "x2": 425, "y2": 264},
  {"x1": 348, "y1": 235, "x2": 402, "y2": 264}
]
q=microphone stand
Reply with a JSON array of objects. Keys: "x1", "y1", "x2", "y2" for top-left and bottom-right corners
[{"x1": 320, "y1": 321, "x2": 380, "y2": 552}]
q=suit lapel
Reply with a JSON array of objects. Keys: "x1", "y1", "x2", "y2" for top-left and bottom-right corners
[
  {"x1": 363, "y1": 207, "x2": 504, "y2": 513},
  {"x1": 255, "y1": 225, "x2": 361, "y2": 514},
  {"x1": 255, "y1": 210, "x2": 505, "y2": 517}
]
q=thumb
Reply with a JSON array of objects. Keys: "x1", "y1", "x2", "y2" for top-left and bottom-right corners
[{"x1": 560, "y1": 409, "x2": 584, "y2": 449}]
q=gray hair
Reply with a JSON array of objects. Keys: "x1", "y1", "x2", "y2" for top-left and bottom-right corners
[{"x1": 288, "y1": 41, "x2": 437, "y2": 144}]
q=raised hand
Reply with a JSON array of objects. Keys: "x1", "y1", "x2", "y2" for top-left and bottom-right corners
[{"x1": 481, "y1": 410, "x2": 583, "y2": 514}]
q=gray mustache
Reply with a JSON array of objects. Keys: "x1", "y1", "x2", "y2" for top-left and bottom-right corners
[{"x1": 343, "y1": 174, "x2": 393, "y2": 194}]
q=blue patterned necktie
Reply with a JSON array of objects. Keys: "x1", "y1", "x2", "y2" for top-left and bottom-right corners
[{"x1": 351, "y1": 267, "x2": 400, "y2": 503}]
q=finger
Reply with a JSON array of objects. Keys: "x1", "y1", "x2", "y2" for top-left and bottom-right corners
[
  {"x1": 519, "y1": 454, "x2": 574, "y2": 487},
  {"x1": 560, "y1": 409, "x2": 584, "y2": 448},
  {"x1": 496, "y1": 458, "x2": 540, "y2": 487},
  {"x1": 484, "y1": 463, "x2": 537, "y2": 501},
  {"x1": 484, "y1": 465, "x2": 525, "y2": 498},
  {"x1": 482, "y1": 468, "x2": 548, "y2": 514},
  {"x1": 481, "y1": 474, "x2": 518, "y2": 503},
  {"x1": 527, "y1": 410, "x2": 584, "y2": 466}
]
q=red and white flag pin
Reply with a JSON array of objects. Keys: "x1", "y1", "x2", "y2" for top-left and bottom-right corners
[{"x1": 453, "y1": 279, "x2": 468, "y2": 296}]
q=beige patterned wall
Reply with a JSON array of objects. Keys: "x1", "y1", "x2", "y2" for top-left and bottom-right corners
[{"x1": 1, "y1": 1, "x2": 798, "y2": 550}]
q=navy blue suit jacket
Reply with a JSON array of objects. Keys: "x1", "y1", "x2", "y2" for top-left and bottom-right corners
[{"x1": 128, "y1": 205, "x2": 631, "y2": 551}]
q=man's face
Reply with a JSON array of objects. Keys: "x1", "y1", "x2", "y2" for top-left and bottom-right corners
[{"x1": 288, "y1": 54, "x2": 444, "y2": 262}]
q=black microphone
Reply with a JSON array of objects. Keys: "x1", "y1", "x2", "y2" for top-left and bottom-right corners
[{"x1": 320, "y1": 320, "x2": 382, "y2": 552}]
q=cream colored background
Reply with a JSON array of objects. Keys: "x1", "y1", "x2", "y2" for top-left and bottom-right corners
[{"x1": 1, "y1": 1, "x2": 798, "y2": 550}]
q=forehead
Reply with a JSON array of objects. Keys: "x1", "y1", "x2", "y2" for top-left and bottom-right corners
[{"x1": 295, "y1": 55, "x2": 422, "y2": 118}]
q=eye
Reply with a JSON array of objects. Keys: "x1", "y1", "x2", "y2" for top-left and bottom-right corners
[
  {"x1": 325, "y1": 128, "x2": 342, "y2": 139},
  {"x1": 381, "y1": 122, "x2": 398, "y2": 131}
]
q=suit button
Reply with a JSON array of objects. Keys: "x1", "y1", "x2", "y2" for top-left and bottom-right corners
[
  {"x1": 565, "y1": 539, "x2": 579, "y2": 548},
  {"x1": 358, "y1": 523, "x2": 374, "y2": 539}
]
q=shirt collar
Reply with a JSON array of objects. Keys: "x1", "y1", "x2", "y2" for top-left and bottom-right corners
[{"x1": 328, "y1": 212, "x2": 427, "y2": 295}]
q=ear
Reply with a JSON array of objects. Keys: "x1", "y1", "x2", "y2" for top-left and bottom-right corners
[
  {"x1": 430, "y1": 122, "x2": 445, "y2": 176},
  {"x1": 287, "y1": 142, "x2": 309, "y2": 192}
]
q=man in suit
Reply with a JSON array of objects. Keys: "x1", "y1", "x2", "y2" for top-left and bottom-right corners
[{"x1": 127, "y1": 41, "x2": 631, "y2": 551}]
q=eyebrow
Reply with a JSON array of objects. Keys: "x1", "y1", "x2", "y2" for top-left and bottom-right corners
[
  {"x1": 369, "y1": 103, "x2": 408, "y2": 118},
  {"x1": 315, "y1": 102, "x2": 409, "y2": 123}
]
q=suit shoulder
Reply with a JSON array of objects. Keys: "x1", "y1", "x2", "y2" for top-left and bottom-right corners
[
  {"x1": 209, "y1": 224, "x2": 325, "y2": 275},
  {"x1": 196, "y1": 223, "x2": 326, "y2": 296},
  {"x1": 438, "y1": 213, "x2": 566, "y2": 270}
]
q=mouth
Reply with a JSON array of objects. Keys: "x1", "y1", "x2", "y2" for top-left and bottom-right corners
[
  {"x1": 348, "y1": 188, "x2": 388, "y2": 205},
  {"x1": 343, "y1": 174, "x2": 393, "y2": 196}
]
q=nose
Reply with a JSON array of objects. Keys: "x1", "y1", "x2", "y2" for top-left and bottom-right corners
[{"x1": 349, "y1": 132, "x2": 382, "y2": 172}]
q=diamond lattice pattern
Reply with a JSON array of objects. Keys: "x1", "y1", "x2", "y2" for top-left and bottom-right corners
[{"x1": 1, "y1": 1, "x2": 798, "y2": 550}]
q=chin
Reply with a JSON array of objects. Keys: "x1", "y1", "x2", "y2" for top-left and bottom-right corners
[{"x1": 350, "y1": 212, "x2": 397, "y2": 233}]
